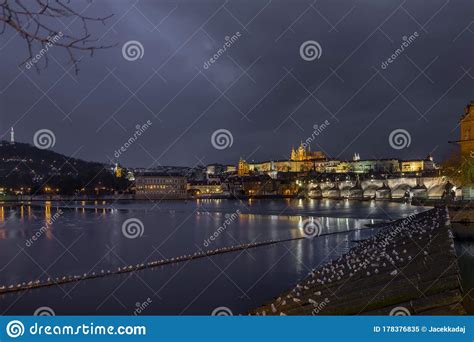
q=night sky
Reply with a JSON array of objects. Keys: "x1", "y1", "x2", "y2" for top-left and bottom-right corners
[{"x1": 0, "y1": 0, "x2": 472, "y2": 167}]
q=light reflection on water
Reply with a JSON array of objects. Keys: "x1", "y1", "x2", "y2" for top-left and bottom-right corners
[
  {"x1": 0, "y1": 199, "x2": 426, "y2": 315},
  {"x1": 454, "y1": 229, "x2": 474, "y2": 315}
]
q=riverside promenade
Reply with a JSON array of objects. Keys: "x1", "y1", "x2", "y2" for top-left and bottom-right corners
[{"x1": 254, "y1": 207, "x2": 466, "y2": 315}]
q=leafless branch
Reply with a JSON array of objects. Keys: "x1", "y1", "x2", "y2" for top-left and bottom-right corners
[{"x1": 0, "y1": 0, "x2": 115, "y2": 74}]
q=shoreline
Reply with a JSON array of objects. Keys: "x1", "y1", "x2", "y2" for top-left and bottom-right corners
[{"x1": 253, "y1": 207, "x2": 466, "y2": 316}]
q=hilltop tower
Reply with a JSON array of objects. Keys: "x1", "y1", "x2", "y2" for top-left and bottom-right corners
[{"x1": 10, "y1": 127, "x2": 14, "y2": 144}]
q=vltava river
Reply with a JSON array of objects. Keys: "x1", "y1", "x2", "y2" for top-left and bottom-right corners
[{"x1": 0, "y1": 199, "x2": 426, "y2": 315}]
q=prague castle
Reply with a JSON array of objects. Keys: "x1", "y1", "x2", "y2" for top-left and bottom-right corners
[
  {"x1": 238, "y1": 144, "x2": 327, "y2": 176},
  {"x1": 237, "y1": 142, "x2": 436, "y2": 177}
]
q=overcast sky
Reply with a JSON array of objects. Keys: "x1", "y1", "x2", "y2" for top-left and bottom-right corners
[{"x1": 0, "y1": 0, "x2": 473, "y2": 167}]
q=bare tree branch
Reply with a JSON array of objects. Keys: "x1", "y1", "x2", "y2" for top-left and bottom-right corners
[{"x1": 0, "y1": 0, "x2": 114, "y2": 74}]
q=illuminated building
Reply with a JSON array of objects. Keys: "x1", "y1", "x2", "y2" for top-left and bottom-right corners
[
  {"x1": 237, "y1": 143, "x2": 435, "y2": 178},
  {"x1": 459, "y1": 101, "x2": 474, "y2": 157},
  {"x1": 290, "y1": 143, "x2": 326, "y2": 161},
  {"x1": 336, "y1": 161, "x2": 350, "y2": 173},
  {"x1": 238, "y1": 158, "x2": 250, "y2": 176},
  {"x1": 225, "y1": 165, "x2": 237, "y2": 173},
  {"x1": 400, "y1": 156, "x2": 435, "y2": 173},
  {"x1": 350, "y1": 159, "x2": 400, "y2": 174},
  {"x1": 113, "y1": 163, "x2": 122, "y2": 177},
  {"x1": 241, "y1": 175, "x2": 275, "y2": 196},
  {"x1": 135, "y1": 173, "x2": 187, "y2": 199},
  {"x1": 126, "y1": 171, "x2": 135, "y2": 181},
  {"x1": 206, "y1": 164, "x2": 225, "y2": 175},
  {"x1": 240, "y1": 144, "x2": 326, "y2": 176},
  {"x1": 187, "y1": 181, "x2": 223, "y2": 197}
]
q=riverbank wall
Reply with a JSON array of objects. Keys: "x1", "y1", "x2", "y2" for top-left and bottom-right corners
[{"x1": 253, "y1": 207, "x2": 465, "y2": 315}]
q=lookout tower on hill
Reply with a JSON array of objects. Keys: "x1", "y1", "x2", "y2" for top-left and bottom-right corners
[{"x1": 10, "y1": 127, "x2": 15, "y2": 144}]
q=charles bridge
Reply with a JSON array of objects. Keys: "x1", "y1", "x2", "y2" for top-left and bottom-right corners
[{"x1": 308, "y1": 176, "x2": 452, "y2": 200}]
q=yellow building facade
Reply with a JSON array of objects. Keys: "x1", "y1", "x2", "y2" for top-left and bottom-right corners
[
  {"x1": 401, "y1": 160, "x2": 424, "y2": 173},
  {"x1": 290, "y1": 143, "x2": 326, "y2": 161},
  {"x1": 460, "y1": 101, "x2": 474, "y2": 157},
  {"x1": 238, "y1": 158, "x2": 250, "y2": 176},
  {"x1": 249, "y1": 160, "x2": 314, "y2": 173}
]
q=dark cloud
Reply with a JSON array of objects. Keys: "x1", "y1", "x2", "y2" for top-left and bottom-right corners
[{"x1": 0, "y1": 0, "x2": 472, "y2": 167}]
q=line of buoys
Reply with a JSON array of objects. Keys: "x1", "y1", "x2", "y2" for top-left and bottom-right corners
[
  {"x1": 0, "y1": 218, "x2": 384, "y2": 295},
  {"x1": 0, "y1": 237, "x2": 304, "y2": 295}
]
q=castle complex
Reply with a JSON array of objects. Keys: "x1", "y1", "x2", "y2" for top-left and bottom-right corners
[
  {"x1": 238, "y1": 143, "x2": 328, "y2": 176},
  {"x1": 237, "y1": 143, "x2": 435, "y2": 177}
]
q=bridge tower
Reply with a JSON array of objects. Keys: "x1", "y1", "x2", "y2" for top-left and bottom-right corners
[{"x1": 459, "y1": 101, "x2": 474, "y2": 157}]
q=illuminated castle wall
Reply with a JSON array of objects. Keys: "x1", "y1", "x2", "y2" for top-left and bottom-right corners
[
  {"x1": 238, "y1": 144, "x2": 327, "y2": 176},
  {"x1": 237, "y1": 142, "x2": 435, "y2": 177}
]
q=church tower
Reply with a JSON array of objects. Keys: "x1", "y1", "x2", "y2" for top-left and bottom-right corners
[
  {"x1": 297, "y1": 142, "x2": 306, "y2": 161},
  {"x1": 290, "y1": 146, "x2": 297, "y2": 161},
  {"x1": 460, "y1": 101, "x2": 474, "y2": 157},
  {"x1": 238, "y1": 158, "x2": 249, "y2": 176}
]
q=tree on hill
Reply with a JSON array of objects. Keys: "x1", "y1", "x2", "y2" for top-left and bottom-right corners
[{"x1": 0, "y1": 142, "x2": 131, "y2": 195}]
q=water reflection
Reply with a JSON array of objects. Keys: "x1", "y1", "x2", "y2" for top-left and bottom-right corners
[
  {"x1": 0, "y1": 199, "x2": 423, "y2": 315},
  {"x1": 455, "y1": 237, "x2": 474, "y2": 314}
]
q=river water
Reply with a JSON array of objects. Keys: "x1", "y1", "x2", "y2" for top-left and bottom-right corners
[{"x1": 0, "y1": 199, "x2": 436, "y2": 315}]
